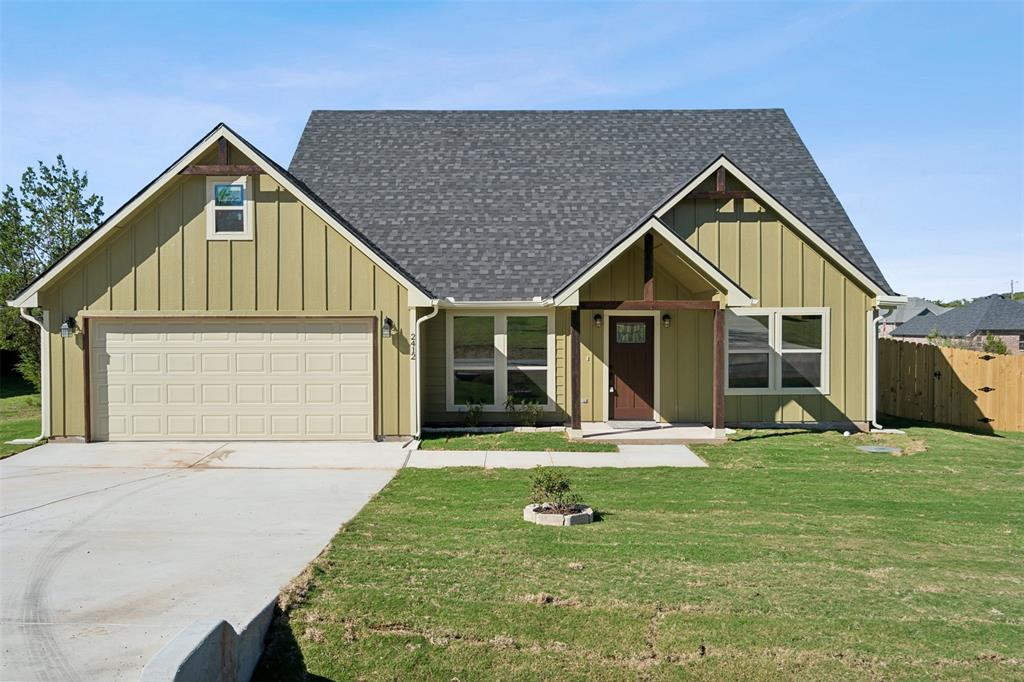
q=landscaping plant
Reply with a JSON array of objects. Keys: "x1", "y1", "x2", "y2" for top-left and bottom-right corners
[{"x1": 529, "y1": 467, "x2": 582, "y2": 514}]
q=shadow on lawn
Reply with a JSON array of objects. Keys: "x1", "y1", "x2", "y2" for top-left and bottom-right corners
[
  {"x1": 728, "y1": 429, "x2": 818, "y2": 443},
  {"x1": 879, "y1": 414, "x2": 1007, "y2": 439},
  {"x1": 252, "y1": 606, "x2": 334, "y2": 682}
]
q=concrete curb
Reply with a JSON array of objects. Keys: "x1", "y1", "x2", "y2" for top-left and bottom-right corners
[{"x1": 139, "y1": 595, "x2": 276, "y2": 682}]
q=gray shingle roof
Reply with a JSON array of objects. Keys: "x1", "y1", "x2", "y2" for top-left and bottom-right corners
[
  {"x1": 892, "y1": 296, "x2": 1024, "y2": 337},
  {"x1": 289, "y1": 109, "x2": 893, "y2": 300},
  {"x1": 889, "y1": 297, "x2": 949, "y2": 325}
]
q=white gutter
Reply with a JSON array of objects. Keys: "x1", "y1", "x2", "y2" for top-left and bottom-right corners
[
  {"x1": 7, "y1": 309, "x2": 49, "y2": 444},
  {"x1": 867, "y1": 304, "x2": 898, "y2": 430},
  {"x1": 411, "y1": 300, "x2": 441, "y2": 437},
  {"x1": 439, "y1": 297, "x2": 555, "y2": 308}
]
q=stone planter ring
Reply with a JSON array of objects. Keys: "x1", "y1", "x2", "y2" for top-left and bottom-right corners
[{"x1": 523, "y1": 504, "x2": 594, "y2": 526}]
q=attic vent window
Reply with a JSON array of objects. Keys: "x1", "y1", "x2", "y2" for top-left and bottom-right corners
[{"x1": 206, "y1": 176, "x2": 253, "y2": 240}]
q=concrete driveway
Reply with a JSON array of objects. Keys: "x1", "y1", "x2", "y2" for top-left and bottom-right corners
[{"x1": 0, "y1": 441, "x2": 408, "y2": 682}]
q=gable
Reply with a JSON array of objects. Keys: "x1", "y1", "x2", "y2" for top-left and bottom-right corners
[
  {"x1": 578, "y1": 232, "x2": 723, "y2": 302},
  {"x1": 37, "y1": 165, "x2": 409, "y2": 317},
  {"x1": 660, "y1": 168, "x2": 880, "y2": 308},
  {"x1": 9, "y1": 124, "x2": 431, "y2": 309}
]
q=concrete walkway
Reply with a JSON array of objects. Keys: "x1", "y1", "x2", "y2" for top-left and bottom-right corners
[
  {"x1": 406, "y1": 444, "x2": 708, "y2": 469},
  {"x1": 0, "y1": 442, "x2": 403, "y2": 682}
]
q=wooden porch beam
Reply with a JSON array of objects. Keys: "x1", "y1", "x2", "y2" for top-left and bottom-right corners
[
  {"x1": 178, "y1": 164, "x2": 263, "y2": 176},
  {"x1": 570, "y1": 309, "x2": 582, "y2": 430},
  {"x1": 643, "y1": 232, "x2": 654, "y2": 301},
  {"x1": 713, "y1": 306, "x2": 725, "y2": 431},
  {"x1": 579, "y1": 300, "x2": 720, "y2": 310}
]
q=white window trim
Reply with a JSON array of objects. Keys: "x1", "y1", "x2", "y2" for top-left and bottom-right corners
[
  {"x1": 445, "y1": 309, "x2": 556, "y2": 412},
  {"x1": 726, "y1": 307, "x2": 830, "y2": 396},
  {"x1": 206, "y1": 175, "x2": 253, "y2": 241}
]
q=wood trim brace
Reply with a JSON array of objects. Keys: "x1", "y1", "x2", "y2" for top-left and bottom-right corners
[
  {"x1": 579, "y1": 300, "x2": 720, "y2": 310},
  {"x1": 179, "y1": 164, "x2": 263, "y2": 176},
  {"x1": 643, "y1": 232, "x2": 654, "y2": 302}
]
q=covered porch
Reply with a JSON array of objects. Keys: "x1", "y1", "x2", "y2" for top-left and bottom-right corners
[{"x1": 562, "y1": 216, "x2": 754, "y2": 438}]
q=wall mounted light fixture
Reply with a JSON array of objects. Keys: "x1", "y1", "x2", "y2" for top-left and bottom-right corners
[
  {"x1": 662, "y1": 314, "x2": 672, "y2": 328},
  {"x1": 593, "y1": 314, "x2": 603, "y2": 328},
  {"x1": 60, "y1": 316, "x2": 77, "y2": 339},
  {"x1": 382, "y1": 317, "x2": 394, "y2": 338}
]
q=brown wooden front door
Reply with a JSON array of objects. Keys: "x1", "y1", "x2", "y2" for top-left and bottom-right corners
[{"x1": 608, "y1": 316, "x2": 655, "y2": 420}]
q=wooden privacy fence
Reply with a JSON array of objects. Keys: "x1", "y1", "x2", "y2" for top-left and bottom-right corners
[{"x1": 878, "y1": 338, "x2": 1024, "y2": 433}]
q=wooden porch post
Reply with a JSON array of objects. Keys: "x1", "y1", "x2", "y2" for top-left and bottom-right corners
[
  {"x1": 643, "y1": 232, "x2": 654, "y2": 301},
  {"x1": 570, "y1": 308, "x2": 582, "y2": 430},
  {"x1": 713, "y1": 306, "x2": 725, "y2": 432}
]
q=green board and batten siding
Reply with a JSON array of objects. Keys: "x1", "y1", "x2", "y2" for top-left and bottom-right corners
[
  {"x1": 576, "y1": 179, "x2": 874, "y2": 425},
  {"x1": 419, "y1": 309, "x2": 571, "y2": 425},
  {"x1": 663, "y1": 189, "x2": 872, "y2": 424},
  {"x1": 39, "y1": 146, "x2": 411, "y2": 438}
]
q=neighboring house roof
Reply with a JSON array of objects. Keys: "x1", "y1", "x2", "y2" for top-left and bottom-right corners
[
  {"x1": 289, "y1": 109, "x2": 894, "y2": 300},
  {"x1": 891, "y1": 295, "x2": 1024, "y2": 338},
  {"x1": 888, "y1": 297, "x2": 949, "y2": 325}
]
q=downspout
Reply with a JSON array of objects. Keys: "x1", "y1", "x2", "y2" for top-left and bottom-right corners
[
  {"x1": 8, "y1": 308, "x2": 49, "y2": 444},
  {"x1": 411, "y1": 300, "x2": 440, "y2": 437},
  {"x1": 868, "y1": 305, "x2": 896, "y2": 430}
]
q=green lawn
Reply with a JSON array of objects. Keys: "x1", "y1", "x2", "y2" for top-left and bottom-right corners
[
  {"x1": 420, "y1": 430, "x2": 618, "y2": 452},
  {"x1": 0, "y1": 384, "x2": 41, "y2": 459},
  {"x1": 256, "y1": 424, "x2": 1023, "y2": 681}
]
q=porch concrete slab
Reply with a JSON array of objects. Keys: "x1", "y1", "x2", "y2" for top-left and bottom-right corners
[
  {"x1": 484, "y1": 451, "x2": 553, "y2": 469},
  {"x1": 405, "y1": 450, "x2": 488, "y2": 468},
  {"x1": 550, "y1": 445, "x2": 707, "y2": 468},
  {"x1": 579, "y1": 422, "x2": 719, "y2": 442},
  {"x1": 192, "y1": 441, "x2": 411, "y2": 469}
]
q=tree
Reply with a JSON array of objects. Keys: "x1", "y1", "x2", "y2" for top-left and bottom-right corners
[
  {"x1": 0, "y1": 157, "x2": 104, "y2": 389},
  {"x1": 981, "y1": 334, "x2": 1008, "y2": 355}
]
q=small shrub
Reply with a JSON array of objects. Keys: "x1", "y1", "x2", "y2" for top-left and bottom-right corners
[
  {"x1": 519, "y1": 401, "x2": 544, "y2": 427},
  {"x1": 530, "y1": 467, "x2": 582, "y2": 514},
  {"x1": 504, "y1": 395, "x2": 544, "y2": 427},
  {"x1": 982, "y1": 334, "x2": 1008, "y2": 355},
  {"x1": 464, "y1": 400, "x2": 483, "y2": 427}
]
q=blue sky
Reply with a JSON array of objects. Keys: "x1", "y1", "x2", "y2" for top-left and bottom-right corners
[{"x1": 1, "y1": 1, "x2": 1021, "y2": 300}]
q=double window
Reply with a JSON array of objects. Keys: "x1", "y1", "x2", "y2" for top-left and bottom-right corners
[
  {"x1": 206, "y1": 176, "x2": 253, "y2": 240},
  {"x1": 726, "y1": 308, "x2": 829, "y2": 394},
  {"x1": 447, "y1": 311, "x2": 554, "y2": 410}
]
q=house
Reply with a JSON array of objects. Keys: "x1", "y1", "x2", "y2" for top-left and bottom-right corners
[
  {"x1": 891, "y1": 295, "x2": 1024, "y2": 354},
  {"x1": 6, "y1": 110, "x2": 905, "y2": 442},
  {"x1": 878, "y1": 297, "x2": 949, "y2": 337}
]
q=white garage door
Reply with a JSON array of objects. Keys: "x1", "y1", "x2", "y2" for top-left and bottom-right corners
[{"x1": 89, "y1": 318, "x2": 374, "y2": 441}]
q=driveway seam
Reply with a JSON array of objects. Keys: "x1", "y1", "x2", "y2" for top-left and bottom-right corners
[
  {"x1": 0, "y1": 444, "x2": 231, "y2": 519},
  {"x1": 0, "y1": 469, "x2": 190, "y2": 520}
]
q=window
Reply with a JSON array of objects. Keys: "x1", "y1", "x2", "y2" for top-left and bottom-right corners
[
  {"x1": 726, "y1": 308, "x2": 829, "y2": 394},
  {"x1": 206, "y1": 176, "x2": 252, "y2": 240},
  {"x1": 615, "y1": 322, "x2": 647, "y2": 344},
  {"x1": 447, "y1": 311, "x2": 554, "y2": 410},
  {"x1": 452, "y1": 316, "x2": 495, "y2": 405},
  {"x1": 727, "y1": 314, "x2": 770, "y2": 389}
]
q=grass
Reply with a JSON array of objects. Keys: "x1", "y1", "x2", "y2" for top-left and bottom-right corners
[
  {"x1": 420, "y1": 430, "x2": 618, "y2": 452},
  {"x1": 0, "y1": 373, "x2": 41, "y2": 459},
  {"x1": 255, "y1": 424, "x2": 1023, "y2": 681}
]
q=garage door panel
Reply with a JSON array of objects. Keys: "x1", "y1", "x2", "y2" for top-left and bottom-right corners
[{"x1": 90, "y1": 319, "x2": 374, "y2": 441}]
